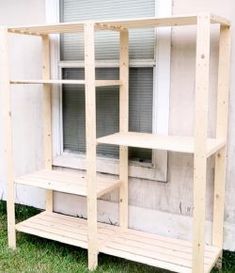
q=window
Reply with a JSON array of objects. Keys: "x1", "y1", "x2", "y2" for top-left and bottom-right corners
[
  {"x1": 48, "y1": 0, "x2": 171, "y2": 181},
  {"x1": 60, "y1": 0, "x2": 155, "y2": 163}
]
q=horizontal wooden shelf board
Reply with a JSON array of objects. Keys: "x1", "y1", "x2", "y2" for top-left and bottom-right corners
[
  {"x1": 10, "y1": 79, "x2": 121, "y2": 87},
  {"x1": 7, "y1": 14, "x2": 229, "y2": 36},
  {"x1": 97, "y1": 132, "x2": 226, "y2": 157},
  {"x1": 15, "y1": 212, "x2": 117, "y2": 250},
  {"x1": 16, "y1": 212, "x2": 220, "y2": 273},
  {"x1": 15, "y1": 169, "x2": 120, "y2": 198}
]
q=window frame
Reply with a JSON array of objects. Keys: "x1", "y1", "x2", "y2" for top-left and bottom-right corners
[{"x1": 47, "y1": 0, "x2": 172, "y2": 182}]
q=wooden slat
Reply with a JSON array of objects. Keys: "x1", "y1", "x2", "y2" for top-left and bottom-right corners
[
  {"x1": 119, "y1": 30, "x2": 129, "y2": 229},
  {"x1": 10, "y1": 79, "x2": 121, "y2": 86},
  {"x1": 15, "y1": 169, "x2": 120, "y2": 198},
  {"x1": 7, "y1": 14, "x2": 230, "y2": 36},
  {"x1": 212, "y1": 25, "x2": 231, "y2": 253},
  {"x1": 116, "y1": 229, "x2": 217, "y2": 254},
  {"x1": 103, "y1": 236, "x2": 213, "y2": 265},
  {"x1": 16, "y1": 212, "x2": 220, "y2": 273},
  {"x1": 0, "y1": 27, "x2": 16, "y2": 249},
  {"x1": 100, "y1": 228, "x2": 220, "y2": 273},
  {"x1": 192, "y1": 14, "x2": 211, "y2": 273},
  {"x1": 95, "y1": 80, "x2": 121, "y2": 87},
  {"x1": 97, "y1": 132, "x2": 225, "y2": 157},
  {"x1": 8, "y1": 22, "x2": 84, "y2": 35},
  {"x1": 10, "y1": 79, "x2": 85, "y2": 85}
]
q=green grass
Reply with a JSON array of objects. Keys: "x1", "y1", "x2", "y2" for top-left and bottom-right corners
[{"x1": 0, "y1": 201, "x2": 234, "y2": 273}]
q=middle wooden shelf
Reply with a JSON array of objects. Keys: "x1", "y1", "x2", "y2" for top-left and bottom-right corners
[
  {"x1": 97, "y1": 132, "x2": 225, "y2": 157},
  {"x1": 15, "y1": 169, "x2": 120, "y2": 198}
]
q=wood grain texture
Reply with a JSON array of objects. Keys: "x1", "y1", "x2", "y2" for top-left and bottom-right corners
[
  {"x1": 42, "y1": 35, "x2": 53, "y2": 212},
  {"x1": 7, "y1": 14, "x2": 230, "y2": 36},
  {"x1": 97, "y1": 132, "x2": 225, "y2": 157},
  {"x1": 192, "y1": 14, "x2": 211, "y2": 273},
  {"x1": 16, "y1": 211, "x2": 220, "y2": 273},
  {"x1": 10, "y1": 79, "x2": 121, "y2": 86},
  {"x1": 213, "y1": 25, "x2": 231, "y2": 250},
  {"x1": 15, "y1": 169, "x2": 120, "y2": 198},
  {"x1": 119, "y1": 30, "x2": 129, "y2": 229},
  {"x1": 84, "y1": 22, "x2": 98, "y2": 270}
]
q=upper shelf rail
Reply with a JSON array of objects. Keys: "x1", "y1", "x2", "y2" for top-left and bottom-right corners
[
  {"x1": 7, "y1": 14, "x2": 230, "y2": 36},
  {"x1": 10, "y1": 79, "x2": 121, "y2": 87}
]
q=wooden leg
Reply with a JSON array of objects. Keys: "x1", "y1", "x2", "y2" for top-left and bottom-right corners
[
  {"x1": 7, "y1": 189, "x2": 16, "y2": 249},
  {"x1": 119, "y1": 30, "x2": 129, "y2": 229},
  {"x1": 212, "y1": 24, "x2": 231, "y2": 270},
  {"x1": 192, "y1": 14, "x2": 211, "y2": 273},
  {"x1": 119, "y1": 146, "x2": 128, "y2": 228},
  {"x1": 84, "y1": 23, "x2": 98, "y2": 270},
  {"x1": 212, "y1": 26, "x2": 231, "y2": 262},
  {"x1": 42, "y1": 36, "x2": 53, "y2": 212}
]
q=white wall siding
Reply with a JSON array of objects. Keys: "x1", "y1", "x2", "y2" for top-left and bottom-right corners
[{"x1": 0, "y1": 0, "x2": 46, "y2": 207}]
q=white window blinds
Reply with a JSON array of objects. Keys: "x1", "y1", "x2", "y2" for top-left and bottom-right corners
[{"x1": 60, "y1": 0, "x2": 155, "y2": 162}]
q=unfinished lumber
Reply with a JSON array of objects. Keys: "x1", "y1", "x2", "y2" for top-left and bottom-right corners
[
  {"x1": 84, "y1": 22, "x2": 98, "y2": 270},
  {"x1": 192, "y1": 14, "x2": 211, "y2": 273},
  {"x1": 7, "y1": 14, "x2": 230, "y2": 36},
  {"x1": 212, "y1": 25, "x2": 231, "y2": 253},
  {"x1": 119, "y1": 30, "x2": 129, "y2": 229},
  {"x1": 42, "y1": 35, "x2": 53, "y2": 212},
  {"x1": 5, "y1": 13, "x2": 231, "y2": 273},
  {"x1": 97, "y1": 132, "x2": 225, "y2": 157}
]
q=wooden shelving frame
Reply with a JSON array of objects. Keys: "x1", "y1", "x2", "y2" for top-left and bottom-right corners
[{"x1": 0, "y1": 13, "x2": 231, "y2": 273}]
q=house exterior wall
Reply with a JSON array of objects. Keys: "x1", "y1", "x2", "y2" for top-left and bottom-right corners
[
  {"x1": 0, "y1": 0, "x2": 235, "y2": 250},
  {"x1": 0, "y1": 0, "x2": 46, "y2": 207}
]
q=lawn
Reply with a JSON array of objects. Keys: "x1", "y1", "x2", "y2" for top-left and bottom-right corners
[{"x1": 0, "y1": 201, "x2": 234, "y2": 273}]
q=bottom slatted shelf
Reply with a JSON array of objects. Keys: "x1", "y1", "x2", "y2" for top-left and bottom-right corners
[
  {"x1": 100, "y1": 229, "x2": 221, "y2": 273},
  {"x1": 15, "y1": 212, "x2": 221, "y2": 273}
]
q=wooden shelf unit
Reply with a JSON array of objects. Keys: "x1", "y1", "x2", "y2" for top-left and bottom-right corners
[{"x1": 0, "y1": 13, "x2": 231, "y2": 273}]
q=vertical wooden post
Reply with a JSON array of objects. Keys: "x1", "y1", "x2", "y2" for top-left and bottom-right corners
[
  {"x1": 212, "y1": 25, "x2": 231, "y2": 252},
  {"x1": 84, "y1": 23, "x2": 98, "y2": 270},
  {"x1": 192, "y1": 14, "x2": 210, "y2": 273},
  {"x1": 42, "y1": 35, "x2": 53, "y2": 211},
  {"x1": 0, "y1": 27, "x2": 16, "y2": 249},
  {"x1": 119, "y1": 30, "x2": 129, "y2": 229}
]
